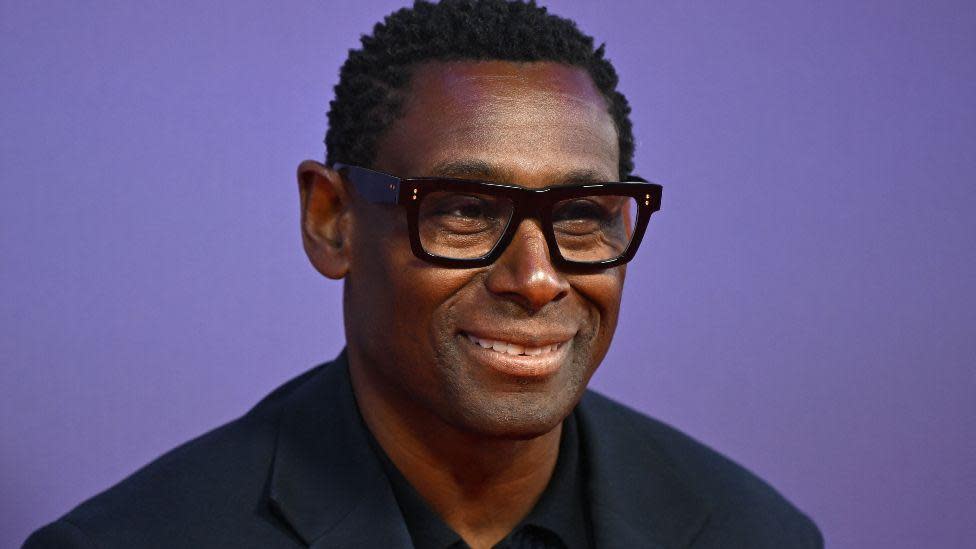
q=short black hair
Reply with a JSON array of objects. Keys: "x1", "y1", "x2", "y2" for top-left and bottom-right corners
[{"x1": 326, "y1": 0, "x2": 635, "y2": 178}]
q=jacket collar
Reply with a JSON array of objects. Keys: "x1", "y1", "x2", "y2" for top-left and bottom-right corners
[
  {"x1": 268, "y1": 351, "x2": 413, "y2": 548},
  {"x1": 576, "y1": 391, "x2": 713, "y2": 548},
  {"x1": 268, "y1": 353, "x2": 711, "y2": 547}
]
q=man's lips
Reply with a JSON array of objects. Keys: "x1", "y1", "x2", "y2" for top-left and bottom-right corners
[
  {"x1": 461, "y1": 330, "x2": 576, "y2": 356},
  {"x1": 458, "y1": 330, "x2": 575, "y2": 379}
]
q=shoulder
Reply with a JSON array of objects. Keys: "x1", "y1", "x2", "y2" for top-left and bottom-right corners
[
  {"x1": 23, "y1": 365, "x2": 324, "y2": 549},
  {"x1": 578, "y1": 390, "x2": 823, "y2": 548}
]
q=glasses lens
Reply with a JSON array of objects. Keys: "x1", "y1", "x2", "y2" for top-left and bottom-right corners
[
  {"x1": 551, "y1": 195, "x2": 638, "y2": 262},
  {"x1": 418, "y1": 191, "x2": 515, "y2": 259}
]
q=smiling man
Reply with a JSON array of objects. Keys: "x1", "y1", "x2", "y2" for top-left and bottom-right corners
[{"x1": 26, "y1": 1, "x2": 822, "y2": 548}]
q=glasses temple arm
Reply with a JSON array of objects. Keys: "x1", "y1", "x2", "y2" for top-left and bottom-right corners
[{"x1": 332, "y1": 163, "x2": 401, "y2": 204}]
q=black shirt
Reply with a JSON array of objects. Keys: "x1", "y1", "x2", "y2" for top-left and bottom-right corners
[{"x1": 369, "y1": 412, "x2": 592, "y2": 549}]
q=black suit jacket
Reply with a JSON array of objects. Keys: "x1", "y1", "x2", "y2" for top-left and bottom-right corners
[{"x1": 25, "y1": 352, "x2": 822, "y2": 548}]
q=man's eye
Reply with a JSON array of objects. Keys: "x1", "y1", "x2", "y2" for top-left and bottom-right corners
[
  {"x1": 552, "y1": 200, "x2": 612, "y2": 237},
  {"x1": 420, "y1": 193, "x2": 504, "y2": 236},
  {"x1": 441, "y1": 199, "x2": 488, "y2": 219}
]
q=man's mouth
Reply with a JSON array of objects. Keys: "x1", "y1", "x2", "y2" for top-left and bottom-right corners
[{"x1": 465, "y1": 333, "x2": 564, "y2": 357}]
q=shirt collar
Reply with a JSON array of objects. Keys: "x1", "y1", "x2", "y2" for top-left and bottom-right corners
[
  {"x1": 372, "y1": 412, "x2": 590, "y2": 549},
  {"x1": 518, "y1": 411, "x2": 590, "y2": 549}
]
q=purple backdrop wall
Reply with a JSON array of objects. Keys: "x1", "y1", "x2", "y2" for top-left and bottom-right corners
[{"x1": 2, "y1": 1, "x2": 974, "y2": 547}]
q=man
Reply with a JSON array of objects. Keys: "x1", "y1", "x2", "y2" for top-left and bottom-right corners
[{"x1": 26, "y1": 1, "x2": 822, "y2": 547}]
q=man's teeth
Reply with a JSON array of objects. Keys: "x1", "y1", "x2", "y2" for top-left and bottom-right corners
[{"x1": 466, "y1": 334, "x2": 561, "y2": 356}]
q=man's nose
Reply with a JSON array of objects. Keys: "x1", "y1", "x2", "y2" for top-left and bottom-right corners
[{"x1": 484, "y1": 220, "x2": 570, "y2": 312}]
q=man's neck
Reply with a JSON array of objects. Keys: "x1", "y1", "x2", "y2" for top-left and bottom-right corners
[{"x1": 349, "y1": 360, "x2": 563, "y2": 549}]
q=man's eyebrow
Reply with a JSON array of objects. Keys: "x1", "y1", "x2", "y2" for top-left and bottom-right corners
[
  {"x1": 428, "y1": 159, "x2": 511, "y2": 181},
  {"x1": 427, "y1": 160, "x2": 613, "y2": 185},
  {"x1": 558, "y1": 169, "x2": 612, "y2": 184}
]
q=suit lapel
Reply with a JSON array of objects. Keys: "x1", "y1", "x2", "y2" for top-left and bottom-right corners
[
  {"x1": 268, "y1": 353, "x2": 413, "y2": 548},
  {"x1": 577, "y1": 392, "x2": 713, "y2": 548}
]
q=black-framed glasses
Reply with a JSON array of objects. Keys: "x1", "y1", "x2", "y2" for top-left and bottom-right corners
[{"x1": 333, "y1": 163, "x2": 663, "y2": 272}]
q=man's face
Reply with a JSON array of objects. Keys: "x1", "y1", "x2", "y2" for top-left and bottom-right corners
[{"x1": 344, "y1": 61, "x2": 624, "y2": 439}]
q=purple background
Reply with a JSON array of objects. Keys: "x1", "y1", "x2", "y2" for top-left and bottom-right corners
[{"x1": 2, "y1": 1, "x2": 974, "y2": 547}]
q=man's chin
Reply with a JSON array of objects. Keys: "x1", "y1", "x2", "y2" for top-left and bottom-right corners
[{"x1": 446, "y1": 390, "x2": 577, "y2": 441}]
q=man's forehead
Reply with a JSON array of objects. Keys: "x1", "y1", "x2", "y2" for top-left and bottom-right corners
[
  {"x1": 375, "y1": 60, "x2": 620, "y2": 183},
  {"x1": 406, "y1": 60, "x2": 609, "y2": 119}
]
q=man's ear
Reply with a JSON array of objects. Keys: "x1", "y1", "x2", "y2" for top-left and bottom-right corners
[{"x1": 297, "y1": 160, "x2": 352, "y2": 279}]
